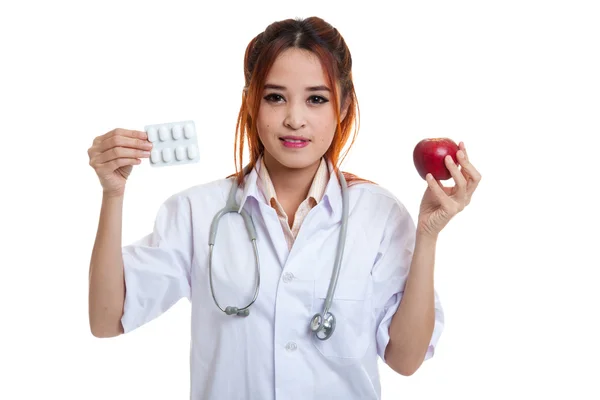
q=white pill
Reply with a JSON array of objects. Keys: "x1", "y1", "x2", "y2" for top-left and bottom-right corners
[
  {"x1": 162, "y1": 148, "x2": 173, "y2": 162},
  {"x1": 150, "y1": 150, "x2": 160, "y2": 163},
  {"x1": 147, "y1": 128, "x2": 158, "y2": 143},
  {"x1": 159, "y1": 126, "x2": 170, "y2": 141},
  {"x1": 175, "y1": 146, "x2": 185, "y2": 161},
  {"x1": 184, "y1": 123, "x2": 195, "y2": 138},
  {"x1": 172, "y1": 125, "x2": 183, "y2": 140},
  {"x1": 187, "y1": 145, "x2": 198, "y2": 160}
]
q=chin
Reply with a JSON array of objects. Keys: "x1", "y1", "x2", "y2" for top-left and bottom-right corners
[{"x1": 265, "y1": 149, "x2": 323, "y2": 171}]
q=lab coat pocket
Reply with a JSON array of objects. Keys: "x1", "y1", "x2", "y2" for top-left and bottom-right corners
[{"x1": 311, "y1": 278, "x2": 373, "y2": 361}]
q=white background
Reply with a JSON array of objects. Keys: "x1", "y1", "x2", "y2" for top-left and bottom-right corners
[{"x1": 1, "y1": 0, "x2": 599, "y2": 399}]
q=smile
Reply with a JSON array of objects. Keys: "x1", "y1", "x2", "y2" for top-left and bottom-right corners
[
  {"x1": 279, "y1": 136, "x2": 310, "y2": 148},
  {"x1": 279, "y1": 136, "x2": 309, "y2": 142}
]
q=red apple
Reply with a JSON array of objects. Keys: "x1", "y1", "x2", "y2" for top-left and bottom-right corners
[{"x1": 413, "y1": 138, "x2": 459, "y2": 180}]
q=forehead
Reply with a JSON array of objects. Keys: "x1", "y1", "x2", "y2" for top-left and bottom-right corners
[{"x1": 266, "y1": 48, "x2": 327, "y2": 87}]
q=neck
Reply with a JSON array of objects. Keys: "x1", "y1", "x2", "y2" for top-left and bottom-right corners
[{"x1": 262, "y1": 153, "x2": 321, "y2": 204}]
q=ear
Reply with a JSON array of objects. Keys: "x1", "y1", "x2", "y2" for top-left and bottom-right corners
[
  {"x1": 340, "y1": 96, "x2": 351, "y2": 122},
  {"x1": 243, "y1": 89, "x2": 254, "y2": 119}
]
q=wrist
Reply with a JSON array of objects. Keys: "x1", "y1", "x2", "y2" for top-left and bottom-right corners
[
  {"x1": 416, "y1": 227, "x2": 438, "y2": 243},
  {"x1": 102, "y1": 191, "x2": 125, "y2": 203}
]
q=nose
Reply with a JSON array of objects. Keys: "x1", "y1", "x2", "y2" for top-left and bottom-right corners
[{"x1": 283, "y1": 102, "x2": 307, "y2": 130}]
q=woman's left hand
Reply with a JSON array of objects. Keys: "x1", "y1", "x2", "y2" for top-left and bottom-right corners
[{"x1": 417, "y1": 141, "x2": 482, "y2": 238}]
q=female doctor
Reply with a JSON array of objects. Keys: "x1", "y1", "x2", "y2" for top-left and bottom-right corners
[{"x1": 87, "y1": 16, "x2": 481, "y2": 400}]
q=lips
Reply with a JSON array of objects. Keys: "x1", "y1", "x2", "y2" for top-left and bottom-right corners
[
  {"x1": 279, "y1": 135, "x2": 310, "y2": 149},
  {"x1": 279, "y1": 136, "x2": 310, "y2": 143}
]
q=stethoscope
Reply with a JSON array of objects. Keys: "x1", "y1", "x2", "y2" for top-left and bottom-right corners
[{"x1": 208, "y1": 164, "x2": 349, "y2": 341}]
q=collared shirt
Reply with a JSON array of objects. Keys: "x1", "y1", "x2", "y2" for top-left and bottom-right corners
[
  {"x1": 256, "y1": 157, "x2": 329, "y2": 250},
  {"x1": 120, "y1": 159, "x2": 444, "y2": 399}
]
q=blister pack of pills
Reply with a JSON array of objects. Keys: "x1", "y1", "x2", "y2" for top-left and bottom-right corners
[{"x1": 144, "y1": 120, "x2": 200, "y2": 167}]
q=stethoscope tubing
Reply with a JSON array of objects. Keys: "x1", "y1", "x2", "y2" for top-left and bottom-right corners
[{"x1": 208, "y1": 163, "x2": 348, "y2": 339}]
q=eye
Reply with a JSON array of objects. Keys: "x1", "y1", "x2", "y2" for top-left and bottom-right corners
[
  {"x1": 264, "y1": 93, "x2": 284, "y2": 103},
  {"x1": 309, "y1": 96, "x2": 329, "y2": 105},
  {"x1": 263, "y1": 93, "x2": 329, "y2": 105}
]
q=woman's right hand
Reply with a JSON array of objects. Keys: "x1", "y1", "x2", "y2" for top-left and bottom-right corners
[{"x1": 88, "y1": 128, "x2": 153, "y2": 198}]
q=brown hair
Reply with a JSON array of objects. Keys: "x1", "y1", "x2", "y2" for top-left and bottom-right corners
[{"x1": 230, "y1": 16, "x2": 373, "y2": 187}]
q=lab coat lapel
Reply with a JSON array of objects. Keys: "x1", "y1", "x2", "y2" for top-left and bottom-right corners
[
  {"x1": 321, "y1": 160, "x2": 343, "y2": 222},
  {"x1": 236, "y1": 164, "x2": 288, "y2": 268},
  {"x1": 257, "y1": 201, "x2": 289, "y2": 268},
  {"x1": 234, "y1": 159, "x2": 345, "y2": 270},
  {"x1": 287, "y1": 160, "x2": 344, "y2": 262}
]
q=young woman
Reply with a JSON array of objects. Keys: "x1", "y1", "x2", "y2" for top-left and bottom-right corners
[{"x1": 87, "y1": 16, "x2": 481, "y2": 399}]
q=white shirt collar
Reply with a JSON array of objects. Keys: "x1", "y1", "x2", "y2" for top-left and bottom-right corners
[{"x1": 236, "y1": 156, "x2": 344, "y2": 221}]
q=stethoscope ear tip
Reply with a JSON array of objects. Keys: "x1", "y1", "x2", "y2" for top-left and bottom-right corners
[
  {"x1": 225, "y1": 306, "x2": 250, "y2": 317},
  {"x1": 225, "y1": 306, "x2": 238, "y2": 315}
]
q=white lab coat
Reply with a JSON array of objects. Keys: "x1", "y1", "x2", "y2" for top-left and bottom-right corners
[{"x1": 121, "y1": 161, "x2": 444, "y2": 399}]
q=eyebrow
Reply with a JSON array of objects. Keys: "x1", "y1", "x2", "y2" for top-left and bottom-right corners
[{"x1": 264, "y1": 83, "x2": 331, "y2": 92}]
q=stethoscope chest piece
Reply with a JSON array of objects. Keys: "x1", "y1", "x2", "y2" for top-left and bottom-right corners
[{"x1": 310, "y1": 312, "x2": 336, "y2": 340}]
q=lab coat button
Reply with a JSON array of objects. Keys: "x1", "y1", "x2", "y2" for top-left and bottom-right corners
[
  {"x1": 285, "y1": 342, "x2": 297, "y2": 352},
  {"x1": 282, "y1": 272, "x2": 294, "y2": 283}
]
